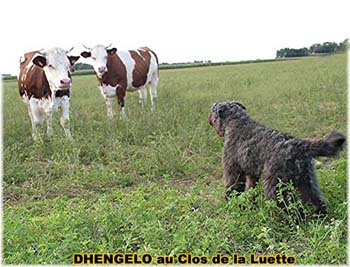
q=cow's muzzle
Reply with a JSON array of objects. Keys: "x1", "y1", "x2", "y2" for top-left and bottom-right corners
[{"x1": 59, "y1": 78, "x2": 71, "y2": 89}]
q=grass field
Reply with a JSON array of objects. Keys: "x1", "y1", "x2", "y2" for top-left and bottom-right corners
[{"x1": 2, "y1": 53, "x2": 347, "y2": 264}]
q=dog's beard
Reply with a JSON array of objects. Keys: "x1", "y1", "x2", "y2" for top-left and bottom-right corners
[{"x1": 209, "y1": 112, "x2": 224, "y2": 137}]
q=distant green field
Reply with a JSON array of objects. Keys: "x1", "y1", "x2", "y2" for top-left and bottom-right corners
[
  {"x1": 2, "y1": 54, "x2": 347, "y2": 264},
  {"x1": 1, "y1": 57, "x2": 296, "y2": 80}
]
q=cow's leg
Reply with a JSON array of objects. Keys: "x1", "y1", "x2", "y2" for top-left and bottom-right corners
[
  {"x1": 60, "y1": 96, "x2": 72, "y2": 139},
  {"x1": 105, "y1": 97, "x2": 114, "y2": 118},
  {"x1": 138, "y1": 86, "x2": 147, "y2": 110},
  {"x1": 116, "y1": 85, "x2": 126, "y2": 120},
  {"x1": 149, "y1": 73, "x2": 159, "y2": 112},
  {"x1": 26, "y1": 104, "x2": 35, "y2": 132},
  {"x1": 29, "y1": 99, "x2": 43, "y2": 140},
  {"x1": 99, "y1": 85, "x2": 114, "y2": 118},
  {"x1": 46, "y1": 110, "x2": 54, "y2": 137}
]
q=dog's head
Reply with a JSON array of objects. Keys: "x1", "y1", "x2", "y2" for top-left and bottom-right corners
[{"x1": 208, "y1": 101, "x2": 247, "y2": 137}]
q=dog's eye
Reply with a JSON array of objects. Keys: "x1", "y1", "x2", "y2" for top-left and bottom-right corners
[{"x1": 218, "y1": 107, "x2": 226, "y2": 117}]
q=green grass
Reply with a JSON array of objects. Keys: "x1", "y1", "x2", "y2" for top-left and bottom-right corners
[{"x1": 2, "y1": 54, "x2": 347, "y2": 264}]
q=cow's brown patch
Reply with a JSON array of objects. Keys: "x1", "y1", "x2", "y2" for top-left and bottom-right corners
[
  {"x1": 130, "y1": 49, "x2": 151, "y2": 88},
  {"x1": 141, "y1": 47, "x2": 159, "y2": 66},
  {"x1": 99, "y1": 52, "x2": 127, "y2": 87},
  {"x1": 18, "y1": 51, "x2": 51, "y2": 99},
  {"x1": 99, "y1": 52, "x2": 128, "y2": 107}
]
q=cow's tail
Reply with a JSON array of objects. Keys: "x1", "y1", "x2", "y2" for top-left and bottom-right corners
[
  {"x1": 305, "y1": 131, "x2": 345, "y2": 157},
  {"x1": 149, "y1": 49, "x2": 159, "y2": 75},
  {"x1": 150, "y1": 50, "x2": 159, "y2": 66}
]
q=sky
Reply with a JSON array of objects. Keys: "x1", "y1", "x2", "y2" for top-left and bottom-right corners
[{"x1": 0, "y1": 0, "x2": 349, "y2": 75}]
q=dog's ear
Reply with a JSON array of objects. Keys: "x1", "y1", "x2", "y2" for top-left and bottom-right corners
[
  {"x1": 233, "y1": 102, "x2": 246, "y2": 110},
  {"x1": 218, "y1": 104, "x2": 228, "y2": 118}
]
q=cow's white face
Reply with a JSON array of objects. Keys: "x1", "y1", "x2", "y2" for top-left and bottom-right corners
[
  {"x1": 81, "y1": 45, "x2": 117, "y2": 78},
  {"x1": 90, "y1": 45, "x2": 108, "y2": 78},
  {"x1": 33, "y1": 48, "x2": 79, "y2": 90}
]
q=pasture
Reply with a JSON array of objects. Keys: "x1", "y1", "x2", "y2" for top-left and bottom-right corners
[{"x1": 2, "y1": 54, "x2": 347, "y2": 264}]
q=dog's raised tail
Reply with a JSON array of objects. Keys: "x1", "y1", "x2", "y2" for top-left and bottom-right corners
[{"x1": 307, "y1": 131, "x2": 345, "y2": 157}]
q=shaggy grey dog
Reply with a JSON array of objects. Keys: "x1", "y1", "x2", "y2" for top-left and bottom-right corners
[{"x1": 208, "y1": 101, "x2": 345, "y2": 214}]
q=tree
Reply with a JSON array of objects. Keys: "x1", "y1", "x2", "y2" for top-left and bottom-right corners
[
  {"x1": 321, "y1": 42, "x2": 337, "y2": 53},
  {"x1": 276, "y1": 47, "x2": 309, "y2": 58},
  {"x1": 337, "y1": 39, "x2": 349, "y2": 52},
  {"x1": 309, "y1": 43, "x2": 322, "y2": 54},
  {"x1": 277, "y1": 40, "x2": 346, "y2": 58},
  {"x1": 74, "y1": 63, "x2": 93, "y2": 70}
]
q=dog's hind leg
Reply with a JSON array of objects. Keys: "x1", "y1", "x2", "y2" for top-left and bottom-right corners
[
  {"x1": 245, "y1": 175, "x2": 258, "y2": 191},
  {"x1": 263, "y1": 170, "x2": 306, "y2": 219},
  {"x1": 298, "y1": 168, "x2": 327, "y2": 215},
  {"x1": 262, "y1": 173, "x2": 279, "y2": 200},
  {"x1": 262, "y1": 164, "x2": 291, "y2": 205}
]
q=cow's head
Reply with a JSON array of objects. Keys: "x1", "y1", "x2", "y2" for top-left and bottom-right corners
[
  {"x1": 32, "y1": 47, "x2": 80, "y2": 90},
  {"x1": 80, "y1": 44, "x2": 117, "y2": 78}
]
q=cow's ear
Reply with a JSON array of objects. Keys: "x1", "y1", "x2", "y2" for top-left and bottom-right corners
[
  {"x1": 33, "y1": 55, "x2": 47, "y2": 68},
  {"x1": 107, "y1": 48, "x2": 117, "y2": 55},
  {"x1": 80, "y1": 51, "x2": 91, "y2": 58},
  {"x1": 68, "y1": 55, "x2": 80, "y2": 65}
]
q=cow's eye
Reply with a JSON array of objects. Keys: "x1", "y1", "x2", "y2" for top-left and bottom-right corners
[
  {"x1": 91, "y1": 56, "x2": 96, "y2": 60},
  {"x1": 48, "y1": 64, "x2": 55, "y2": 69}
]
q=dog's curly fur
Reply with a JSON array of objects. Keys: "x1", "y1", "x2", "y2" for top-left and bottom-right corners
[{"x1": 209, "y1": 101, "x2": 345, "y2": 214}]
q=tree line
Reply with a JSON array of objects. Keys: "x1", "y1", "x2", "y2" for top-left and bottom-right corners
[{"x1": 276, "y1": 39, "x2": 348, "y2": 58}]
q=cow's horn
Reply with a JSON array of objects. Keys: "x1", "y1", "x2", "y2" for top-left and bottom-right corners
[
  {"x1": 37, "y1": 49, "x2": 46, "y2": 56},
  {"x1": 66, "y1": 47, "x2": 74, "y2": 54},
  {"x1": 105, "y1": 43, "x2": 113, "y2": 49},
  {"x1": 82, "y1": 44, "x2": 91, "y2": 50}
]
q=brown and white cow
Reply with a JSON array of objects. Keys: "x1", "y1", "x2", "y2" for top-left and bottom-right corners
[
  {"x1": 18, "y1": 48, "x2": 80, "y2": 139},
  {"x1": 80, "y1": 45, "x2": 159, "y2": 118}
]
